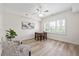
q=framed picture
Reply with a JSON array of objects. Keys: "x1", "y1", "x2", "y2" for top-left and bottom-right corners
[{"x1": 21, "y1": 21, "x2": 35, "y2": 29}]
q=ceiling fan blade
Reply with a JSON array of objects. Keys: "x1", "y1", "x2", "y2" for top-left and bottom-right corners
[
  {"x1": 36, "y1": 9, "x2": 40, "y2": 12},
  {"x1": 44, "y1": 10, "x2": 48, "y2": 12}
]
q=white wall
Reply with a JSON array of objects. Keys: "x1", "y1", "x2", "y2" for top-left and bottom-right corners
[
  {"x1": 2, "y1": 11, "x2": 41, "y2": 41},
  {"x1": 0, "y1": 4, "x2": 3, "y2": 56},
  {"x1": 41, "y1": 10, "x2": 79, "y2": 45},
  {"x1": 0, "y1": 12, "x2": 2, "y2": 56},
  {"x1": 0, "y1": 10, "x2": 2, "y2": 41}
]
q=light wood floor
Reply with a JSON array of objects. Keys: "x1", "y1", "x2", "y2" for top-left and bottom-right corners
[{"x1": 22, "y1": 39, "x2": 79, "y2": 56}]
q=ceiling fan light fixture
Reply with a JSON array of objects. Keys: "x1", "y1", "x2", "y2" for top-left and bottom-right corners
[{"x1": 38, "y1": 13, "x2": 44, "y2": 17}]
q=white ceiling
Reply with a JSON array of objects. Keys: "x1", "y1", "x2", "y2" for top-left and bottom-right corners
[{"x1": 2, "y1": 3, "x2": 79, "y2": 18}]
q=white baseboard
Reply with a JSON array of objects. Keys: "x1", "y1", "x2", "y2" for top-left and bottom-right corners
[{"x1": 48, "y1": 37, "x2": 79, "y2": 45}]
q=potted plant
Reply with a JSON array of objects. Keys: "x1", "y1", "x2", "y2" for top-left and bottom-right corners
[{"x1": 5, "y1": 28, "x2": 17, "y2": 41}]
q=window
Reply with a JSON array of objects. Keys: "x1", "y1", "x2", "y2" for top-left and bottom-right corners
[{"x1": 44, "y1": 19, "x2": 66, "y2": 34}]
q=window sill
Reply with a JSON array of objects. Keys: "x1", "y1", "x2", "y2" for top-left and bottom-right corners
[{"x1": 44, "y1": 31, "x2": 66, "y2": 36}]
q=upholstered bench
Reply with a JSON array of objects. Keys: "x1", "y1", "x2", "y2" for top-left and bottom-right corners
[{"x1": 1, "y1": 41, "x2": 31, "y2": 56}]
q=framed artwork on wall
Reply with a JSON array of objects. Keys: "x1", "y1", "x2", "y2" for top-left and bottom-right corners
[{"x1": 21, "y1": 21, "x2": 35, "y2": 30}]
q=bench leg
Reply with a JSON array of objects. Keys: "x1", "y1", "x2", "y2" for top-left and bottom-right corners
[{"x1": 29, "y1": 51, "x2": 31, "y2": 56}]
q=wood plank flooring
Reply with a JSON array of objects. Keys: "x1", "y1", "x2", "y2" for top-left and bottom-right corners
[{"x1": 22, "y1": 39, "x2": 79, "y2": 56}]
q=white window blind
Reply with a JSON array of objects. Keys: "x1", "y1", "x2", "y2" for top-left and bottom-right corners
[{"x1": 44, "y1": 19, "x2": 66, "y2": 34}]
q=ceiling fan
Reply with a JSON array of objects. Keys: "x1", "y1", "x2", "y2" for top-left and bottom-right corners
[
  {"x1": 25, "y1": 4, "x2": 49, "y2": 17},
  {"x1": 33, "y1": 4, "x2": 49, "y2": 17}
]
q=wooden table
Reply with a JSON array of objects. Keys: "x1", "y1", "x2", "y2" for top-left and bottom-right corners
[{"x1": 35, "y1": 32, "x2": 47, "y2": 41}]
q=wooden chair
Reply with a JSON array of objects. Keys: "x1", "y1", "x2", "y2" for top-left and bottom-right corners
[
  {"x1": 38, "y1": 33, "x2": 44, "y2": 41},
  {"x1": 35, "y1": 32, "x2": 37, "y2": 40},
  {"x1": 43, "y1": 32, "x2": 47, "y2": 40}
]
